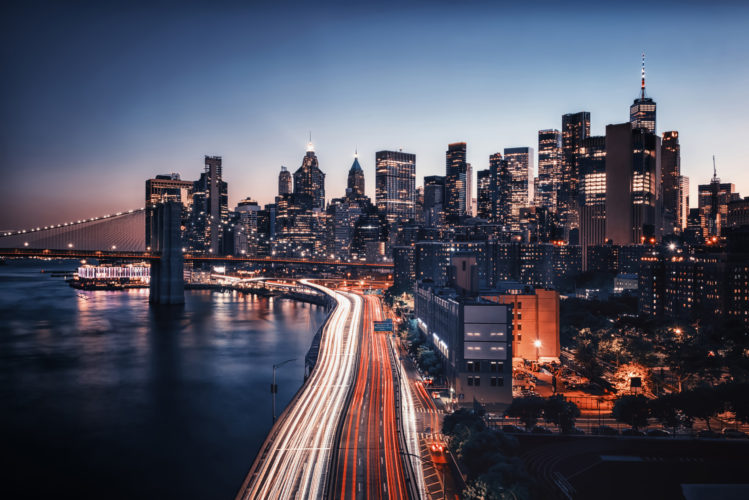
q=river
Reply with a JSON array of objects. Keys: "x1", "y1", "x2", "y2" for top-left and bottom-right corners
[{"x1": 0, "y1": 260, "x2": 329, "y2": 499}]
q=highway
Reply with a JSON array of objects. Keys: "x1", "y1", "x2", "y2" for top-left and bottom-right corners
[
  {"x1": 334, "y1": 294, "x2": 409, "y2": 499},
  {"x1": 235, "y1": 282, "x2": 362, "y2": 500}
]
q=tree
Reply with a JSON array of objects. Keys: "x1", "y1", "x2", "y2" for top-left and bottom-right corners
[
  {"x1": 675, "y1": 386, "x2": 724, "y2": 431},
  {"x1": 649, "y1": 394, "x2": 687, "y2": 433},
  {"x1": 505, "y1": 396, "x2": 546, "y2": 430},
  {"x1": 574, "y1": 337, "x2": 603, "y2": 381},
  {"x1": 543, "y1": 396, "x2": 581, "y2": 433},
  {"x1": 612, "y1": 394, "x2": 650, "y2": 431},
  {"x1": 720, "y1": 382, "x2": 749, "y2": 424}
]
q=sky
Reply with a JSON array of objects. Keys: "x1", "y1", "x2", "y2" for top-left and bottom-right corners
[{"x1": 1, "y1": 0, "x2": 748, "y2": 230}]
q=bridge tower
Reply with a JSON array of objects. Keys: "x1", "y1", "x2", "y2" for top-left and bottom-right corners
[{"x1": 149, "y1": 201, "x2": 184, "y2": 304}]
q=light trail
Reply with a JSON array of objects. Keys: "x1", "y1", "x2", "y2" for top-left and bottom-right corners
[
  {"x1": 334, "y1": 294, "x2": 410, "y2": 499},
  {"x1": 235, "y1": 281, "x2": 362, "y2": 500}
]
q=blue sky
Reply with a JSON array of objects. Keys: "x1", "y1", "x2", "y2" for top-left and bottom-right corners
[{"x1": 2, "y1": 0, "x2": 748, "y2": 229}]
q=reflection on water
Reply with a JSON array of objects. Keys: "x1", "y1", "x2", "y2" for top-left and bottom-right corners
[{"x1": 0, "y1": 260, "x2": 327, "y2": 500}]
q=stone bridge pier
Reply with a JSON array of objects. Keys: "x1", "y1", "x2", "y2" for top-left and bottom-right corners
[{"x1": 149, "y1": 201, "x2": 184, "y2": 304}]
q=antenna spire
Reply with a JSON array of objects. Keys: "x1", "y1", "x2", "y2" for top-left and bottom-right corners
[
  {"x1": 306, "y1": 131, "x2": 314, "y2": 152},
  {"x1": 641, "y1": 52, "x2": 646, "y2": 99},
  {"x1": 713, "y1": 155, "x2": 718, "y2": 181}
]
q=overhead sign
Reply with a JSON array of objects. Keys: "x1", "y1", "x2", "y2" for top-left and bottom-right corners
[{"x1": 373, "y1": 319, "x2": 393, "y2": 332}]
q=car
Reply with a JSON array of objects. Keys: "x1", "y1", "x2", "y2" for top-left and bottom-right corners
[
  {"x1": 531, "y1": 426, "x2": 553, "y2": 434},
  {"x1": 566, "y1": 427, "x2": 585, "y2": 435},
  {"x1": 722, "y1": 428, "x2": 748, "y2": 439},
  {"x1": 502, "y1": 425, "x2": 525, "y2": 434},
  {"x1": 697, "y1": 430, "x2": 722, "y2": 439},
  {"x1": 592, "y1": 425, "x2": 619, "y2": 436},
  {"x1": 646, "y1": 429, "x2": 670, "y2": 437},
  {"x1": 622, "y1": 428, "x2": 646, "y2": 436}
]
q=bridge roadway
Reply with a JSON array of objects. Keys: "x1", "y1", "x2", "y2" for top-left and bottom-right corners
[
  {"x1": 235, "y1": 281, "x2": 363, "y2": 500},
  {"x1": 0, "y1": 248, "x2": 394, "y2": 270},
  {"x1": 334, "y1": 294, "x2": 408, "y2": 499}
]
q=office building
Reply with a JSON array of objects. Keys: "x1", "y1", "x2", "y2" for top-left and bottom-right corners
[
  {"x1": 661, "y1": 132, "x2": 680, "y2": 229},
  {"x1": 423, "y1": 175, "x2": 446, "y2": 227},
  {"x1": 678, "y1": 175, "x2": 690, "y2": 231},
  {"x1": 560, "y1": 111, "x2": 591, "y2": 242},
  {"x1": 630, "y1": 54, "x2": 657, "y2": 133},
  {"x1": 698, "y1": 164, "x2": 736, "y2": 239},
  {"x1": 537, "y1": 129, "x2": 562, "y2": 213},
  {"x1": 375, "y1": 150, "x2": 416, "y2": 226},
  {"x1": 393, "y1": 245, "x2": 416, "y2": 292},
  {"x1": 278, "y1": 166, "x2": 292, "y2": 196},
  {"x1": 347, "y1": 153, "x2": 365, "y2": 197},
  {"x1": 504, "y1": 147, "x2": 535, "y2": 231},
  {"x1": 605, "y1": 122, "x2": 662, "y2": 246},
  {"x1": 445, "y1": 142, "x2": 468, "y2": 220},
  {"x1": 145, "y1": 173, "x2": 193, "y2": 248},
  {"x1": 414, "y1": 255, "x2": 513, "y2": 407},
  {"x1": 189, "y1": 156, "x2": 228, "y2": 254},
  {"x1": 293, "y1": 142, "x2": 326, "y2": 210},
  {"x1": 578, "y1": 136, "x2": 606, "y2": 270},
  {"x1": 476, "y1": 169, "x2": 492, "y2": 220},
  {"x1": 489, "y1": 152, "x2": 511, "y2": 226}
]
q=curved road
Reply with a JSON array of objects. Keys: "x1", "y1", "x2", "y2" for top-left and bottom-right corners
[{"x1": 235, "y1": 282, "x2": 363, "y2": 500}]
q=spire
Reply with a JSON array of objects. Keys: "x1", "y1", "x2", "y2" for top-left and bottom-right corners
[
  {"x1": 640, "y1": 52, "x2": 646, "y2": 99},
  {"x1": 307, "y1": 131, "x2": 314, "y2": 152},
  {"x1": 712, "y1": 155, "x2": 719, "y2": 182},
  {"x1": 354, "y1": 148, "x2": 358, "y2": 158}
]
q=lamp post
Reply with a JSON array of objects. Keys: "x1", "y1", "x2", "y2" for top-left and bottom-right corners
[
  {"x1": 271, "y1": 358, "x2": 296, "y2": 423},
  {"x1": 533, "y1": 339, "x2": 542, "y2": 362}
]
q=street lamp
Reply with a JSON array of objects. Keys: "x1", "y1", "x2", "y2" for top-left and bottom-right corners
[
  {"x1": 271, "y1": 358, "x2": 296, "y2": 423},
  {"x1": 533, "y1": 339, "x2": 542, "y2": 361}
]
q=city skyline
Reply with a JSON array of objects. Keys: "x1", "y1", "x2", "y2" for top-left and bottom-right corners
[{"x1": 2, "y1": 1, "x2": 749, "y2": 229}]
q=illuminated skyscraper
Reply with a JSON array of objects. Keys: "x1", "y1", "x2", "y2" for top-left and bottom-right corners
[
  {"x1": 278, "y1": 166, "x2": 292, "y2": 196},
  {"x1": 466, "y1": 162, "x2": 473, "y2": 217},
  {"x1": 537, "y1": 129, "x2": 562, "y2": 213},
  {"x1": 560, "y1": 111, "x2": 591, "y2": 243},
  {"x1": 189, "y1": 155, "x2": 228, "y2": 254},
  {"x1": 698, "y1": 159, "x2": 736, "y2": 239},
  {"x1": 504, "y1": 147, "x2": 535, "y2": 231},
  {"x1": 678, "y1": 175, "x2": 690, "y2": 231},
  {"x1": 347, "y1": 152, "x2": 365, "y2": 197},
  {"x1": 661, "y1": 131, "x2": 680, "y2": 232},
  {"x1": 489, "y1": 152, "x2": 511, "y2": 225},
  {"x1": 605, "y1": 122, "x2": 662, "y2": 245},
  {"x1": 375, "y1": 150, "x2": 416, "y2": 226},
  {"x1": 630, "y1": 53, "x2": 656, "y2": 133},
  {"x1": 476, "y1": 169, "x2": 492, "y2": 220},
  {"x1": 293, "y1": 142, "x2": 326, "y2": 210},
  {"x1": 145, "y1": 173, "x2": 193, "y2": 248},
  {"x1": 578, "y1": 136, "x2": 606, "y2": 269},
  {"x1": 445, "y1": 142, "x2": 467, "y2": 220}
]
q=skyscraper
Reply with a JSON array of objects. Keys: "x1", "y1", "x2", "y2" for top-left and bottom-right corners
[
  {"x1": 698, "y1": 160, "x2": 736, "y2": 239},
  {"x1": 445, "y1": 142, "x2": 468, "y2": 220},
  {"x1": 293, "y1": 142, "x2": 326, "y2": 210},
  {"x1": 278, "y1": 166, "x2": 292, "y2": 196},
  {"x1": 578, "y1": 136, "x2": 606, "y2": 270},
  {"x1": 375, "y1": 150, "x2": 416, "y2": 226},
  {"x1": 560, "y1": 111, "x2": 591, "y2": 243},
  {"x1": 477, "y1": 169, "x2": 492, "y2": 220},
  {"x1": 630, "y1": 53, "x2": 657, "y2": 133},
  {"x1": 190, "y1": 155, "x2": 228, "y2": 254},
  {"x1": 145, "y1": 173, "x2": 193, "y2": 248},
  {"x1": 489, "y1": 152, "x2": 511, "y2": 225},
  {"x1": 605, "y1": 122, "x2": 662, "y2": 245},
  {"x1": 661, "y1": 131, "x2": 681, "y2": 232},
  {"x1": 423, "y1": 175, "x2": 446, "y2": 227},
  {"x1": 466, "y1": 162, "x2": 473, "y2": 217},
  {"x1": 504, "y1": 147, "x2": 535, "y2": 231},
  {"x1": 537, "y1": 129, "x2": 562, "y2": 213},
  {"x1": 347, "y1": 152, "x2": 365, "y2": 197},
  {"x1": 678, "y1": 175, "x2": 690, "y2": 231}
]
